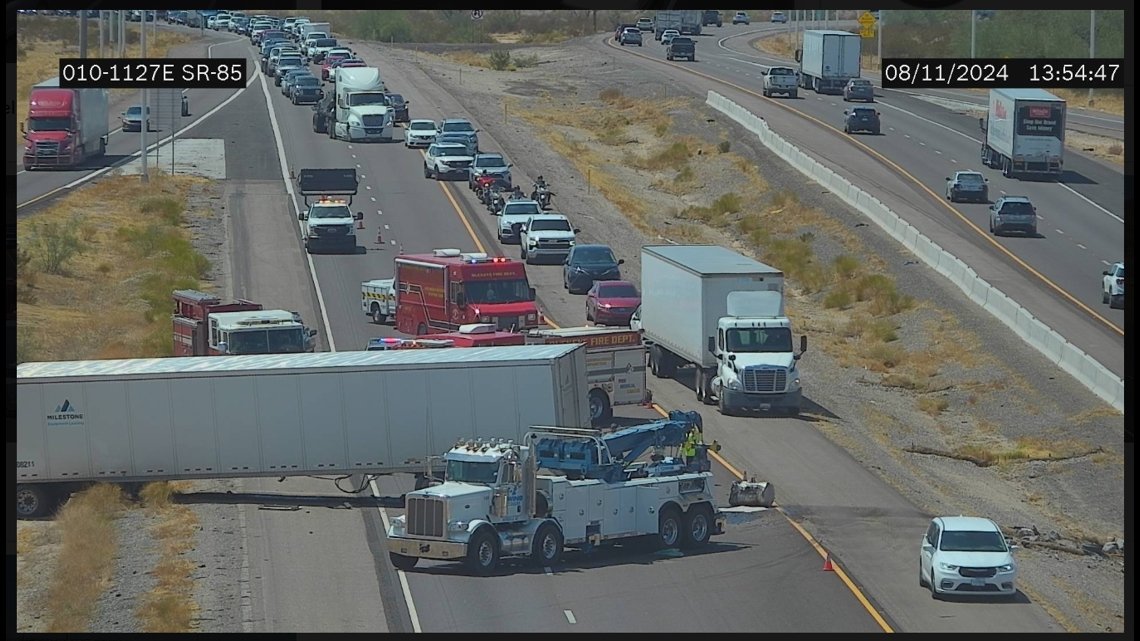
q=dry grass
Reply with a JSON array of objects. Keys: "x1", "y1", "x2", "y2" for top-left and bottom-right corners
[
  {"x1": 953, "y1": 436, "x2": 1099, "y2": 466},
  {"x1": 16, "y1": 17, "x2": 193, "y2": 140},
  {"x1": 1065, "y1": 130, "x2": 1125, "y2": 166},
  {"x1": 136, "y1": 482, "x2": 199, "y2": 632},
  {"x1": 44, "y1": 484, "x2": 125, "y2": 632},
  {"x1": 1052, "y1": 88, "x2": 1125, "y2": 116},
  {"x1": 917, "y1": 396, "x2": 950, "y2": 416},
  {"x1": 16, "y1": 173, "x2": 212, "y2": 363}
]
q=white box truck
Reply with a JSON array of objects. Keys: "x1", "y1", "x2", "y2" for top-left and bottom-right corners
[
  {"x1": 332, "y1": 67, "x2": 393, "y2": 142},
  {"x1": 16, "y1": 344, "x2": 589, "y2": 518},
  {"x1": 654, "y1": 10, "x2": 702, "y2": 39},
  {"x1": 636, "y1": 245, "x2": 808, "y2": 416},
  {"x1": 980, "y1": 88, "x2": 1066, "y2": 180},
  {"x1": 796, "y1": 30, "x2": 861, "y2": 94}
]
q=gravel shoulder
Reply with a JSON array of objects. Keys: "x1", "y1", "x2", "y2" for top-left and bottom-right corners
[{"x1": 362, "y1": 37, "x2": 1124, "y2": 633}]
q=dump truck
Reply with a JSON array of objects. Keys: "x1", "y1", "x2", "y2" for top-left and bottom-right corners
[
  {"x1": 636, "y1": 245, "x2": 808, "y2": 416},
  {"x1": 22, "y1": 78, "x2": 109, "y2": 170},
  {"x1": 386, "y1": 410, "x2": 726, "y2": 574},
  {"x1": 979, "y1": 88, "x2": 1066, "y2": 179},
  {"x1": 15, "y1": 344, "x2": 590, "y2": 518},
  {"x1": 796, "y1": 30, "x2": 861, "y2": 94},
  {"x1": 173, "y1": 289, "x2": 317, "y2": 356}
]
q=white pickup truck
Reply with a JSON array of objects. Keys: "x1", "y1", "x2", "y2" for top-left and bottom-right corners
[
  {"x1": 762, "y1": 66, "x2": 799, "y2": 99},
  {"x1": 496, "y1": 199, "x2": 543, "y2": 244},
  {"x1": 519, "y1": 213, "x2": 579, "y2": 264},
  {"x1": 362, "y1": 278, "x2": 396, "y2": 323}
]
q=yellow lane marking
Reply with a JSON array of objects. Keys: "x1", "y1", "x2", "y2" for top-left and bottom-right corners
[{"x1": 603, "y1": 37, "x2": 1122, "y2": 337}]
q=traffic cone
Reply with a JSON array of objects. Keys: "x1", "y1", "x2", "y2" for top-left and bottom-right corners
[
  {"x1": 356, "y1": 217, "x2": 364, "y2": 230},
  {"x1": 375, "y1": 228, "x2": 384, "y2": 246},
  {"x1": 822, "y1": 554, "x2": 835, "y2": 572}
]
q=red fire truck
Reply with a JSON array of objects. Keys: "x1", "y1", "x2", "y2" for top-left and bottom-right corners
[
  {"x1": 394, "y1": 249, "x2": 542, "y2": 335},
  {"x1": 173, "y1": 290, "x2": 318, "y2": 356}
]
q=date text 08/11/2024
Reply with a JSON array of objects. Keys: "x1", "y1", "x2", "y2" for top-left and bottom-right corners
[
  {"x1": 57, "y1": 58, "x2": 248, "y2": 89},
  {"x1": 880, "y1": 58, "x2": 1124, "y2": 89}
]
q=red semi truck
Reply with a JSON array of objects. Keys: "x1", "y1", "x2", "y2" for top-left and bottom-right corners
[
  {"x1": 173, "y1": 290, "x2": 318, "y2": 356},
  {"x1": 22, "y1": 78, "x2": 110, "y2": 170},
  {"x1": 394, "y1": 249, "x2": 542, "y2": 335}
]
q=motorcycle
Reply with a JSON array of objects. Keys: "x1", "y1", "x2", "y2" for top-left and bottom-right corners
[
  {"x1": 485, "y1": 180, "x2": 515, "y2": 213},
  {"x1": 530, "y1": 178, "x2": 554, "y2": 209},
  {"x1": 473, "y1": 174, "x2": 501, "y2": 204}
]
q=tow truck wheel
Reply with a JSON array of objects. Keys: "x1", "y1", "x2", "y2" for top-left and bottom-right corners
[
  {"x1": 389, "y1": 552, "x2": 418, "y2": 571},
  {"x1": 531, "y1": 522, "x2": 564, "y2": 566},
  {"x1": 370, "y1": 303, "x2": 386, "y2": 324},
  {"x1": 466, "y1": 527, "x2": 500, "y2": 575},
  {"x1": 657, "y1": 506, "x2": 683, "y2": 550},
  {"x1": 681, "y1": 504, "x2": 713, "y2": 548},
  {"x1": 588, "y1": 389, "x2": 612, "y2": 425}
]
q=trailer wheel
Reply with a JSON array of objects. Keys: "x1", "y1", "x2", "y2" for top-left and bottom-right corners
[
  {"x1": 588, "y1": 389, "x2": 613, "y2": 425},
  {"x1": 389, "y1": 552, "x2": 418, "y2": 571},
  {"x1": 682, "y1": 504, "x2": 714, "y2": 548},
  {"x1": 466, "y1": 527, "x2": 500, "y2": 575},
  {"x1": 16, "y1": 485, "x2": 58, "y2": 519},
  {"x1": 531, "y1": 522, "x2": 564, "y2": 566},
  {"x1": 370, "y1": 303, "x2": 386, "y2": 324},
  {"x1": 657, "y1": 507, "x2": 683, "y2": 549}
]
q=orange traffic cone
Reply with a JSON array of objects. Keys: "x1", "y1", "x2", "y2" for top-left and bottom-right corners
[
  {"x1": 375, "y1": 228, "x2": 384, "y2": 245},
  {"x1": 822, "y1": 554, "x2": 835, "y2": 572},
  {"x1": 356, "y1": 217, "x2": 365, "y2": 230}
]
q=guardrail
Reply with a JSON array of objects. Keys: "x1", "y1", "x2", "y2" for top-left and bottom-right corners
[{"x1": 706, "y1": 91, "x2": 1124, "y2": 412}]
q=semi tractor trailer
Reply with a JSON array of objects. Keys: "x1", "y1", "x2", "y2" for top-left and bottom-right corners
[
  {"x1": 386, "y1": 410, "x2": 726, "y2": 574},
  {"x1": 22, "y1": 78, "x2": 109, "y2": 170},
  {"x1": 796, "y1": 30, "x2": 861, "y2": 94},
  {"x1": 16, "y1": 344, "x2": 590, "y2": 518},
  {"x1": 979, "y1": 88, "x2": 1066, "y2": 179},
  {"x1": 635, "y1": 245, "x2": 808, "y2": 416}
]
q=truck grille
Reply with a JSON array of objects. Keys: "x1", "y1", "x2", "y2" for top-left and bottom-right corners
[
  {"x1": 958, "y1": 567, "x2": 997, "y2": 578},
  {"x1": 314, "y1": 225, "x2": 348, "y2": 236},
  {"x1": 361, "y1": 114, "x2": 386, "y2": 127},
  {"x1": 538, "y1": 239, "x2": 570, "y2": 249},
  {"x1": 493, "y1": 316, "x2": 525, "y2": 331},
  {"x1": 742, "y1": 366, "x2": 787, "y2": 393},
  {"x1": 35, "y1": 142, "x2": 61, "y2": 157},
  {"x1": 406, "y1": 496, "x2": 445, "y2": 537}
]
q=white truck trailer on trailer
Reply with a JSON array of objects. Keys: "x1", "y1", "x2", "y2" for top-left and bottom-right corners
[
  {"x1": 16, "y1": 344, "x2": 589, "y2": 518},
  {"x1": 980, "y1": 88, "x2": 1066, "y2": 179},
  {"x1": 636, "y1": 245, "x2": 808, "y2": 416},
  {"x1": 796, "y1": 30, "x2": 861, "y2": 94}
]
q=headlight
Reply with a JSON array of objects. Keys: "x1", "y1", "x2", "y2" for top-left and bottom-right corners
[
  {"x1": 938, "y1": 562, "x2": 958, "y2": 571},
  {"x1": 348, "y1": 117, "x2": 362, "y2": 126},
  {"x1": 726, "y1": 378, "x2": 741, "y2": 391},
  {"x1": 392, "y1": 514, "x2": 406, "y2": 526},
  {"x1": 448, "y1": 520, "x2": 468, "y2": 532},
  {"x1": 480, "y1": 316, "x2": 491, "y2": 322},
  {"x1": 997, "y1": 564, "x2": 1014, "y2": 572}
]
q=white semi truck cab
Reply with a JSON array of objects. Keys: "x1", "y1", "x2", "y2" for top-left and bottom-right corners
[
  {"x1": 387, "y1": 411, "x2": 726, "y2": 574},
  {"x1": 708, "y1": 291, "x2": 807, "y2": 416}
]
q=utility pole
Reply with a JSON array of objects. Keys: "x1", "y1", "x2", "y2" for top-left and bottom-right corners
[
  {"x1": 1087, "y1": 11, "x2": 1095, "y2": 104},
  {"x1": 79, "y1": 12, "x2": 88, "y2": 58},
  {"x1": 877, "y1": 11, "x2": 883, "y2": 71},
  {"x1": 99, "y1": 11, "x2": 105, "y2": 58},
  {"x1": 970, "y1": 10, "x2": 976, "y2": 58},
  {"x1": 119, "y1": 11, "x2": 126, "y2": 57},
  {"x1": 140, "y1": 13, "x2": 148, "y2": 183}
]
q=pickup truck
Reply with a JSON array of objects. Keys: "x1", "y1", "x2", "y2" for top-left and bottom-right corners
[
  {"x1": 666, "y1": 36, "x2": 696, "y2": 61},
  {"x1": 519, "y1": 213, "x2": 580, "y2": 264},
  {"x1": 497, "y1": 199, "x2": 543, "y2": 244},
  {"x1": 362, "y1": 278, "x2": 396, "y2": 324},
  {"x1": 762, "y1": 66, "x2": 798, "y2": 98}
]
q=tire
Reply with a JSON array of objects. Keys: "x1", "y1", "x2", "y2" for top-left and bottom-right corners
[
  {"x1": 390, "y1": 552, "x2": 418, "y2": 571},
  {"x1": 1102, "y1": 289, "x2": 1110, "y2": 304},
  {"x1": 657, "y1": 506, "x2": 683, "y2": 550},
  {"x1": 466, "y1": 527, "x2": 500, "y2": 575},
  {"x1": 532, "y1": 522, "x2": 564, "y2": 566},
  {"x1": 929, "y1": 570, "x2": 940, "y2": 599},
  {"x1": 15, "y1": 484, "x2": 58, "y2": 519},
  {"x1": 586, "y1": 305, "x2": 594, "y2": 322},
  {"x1": 919, "y1": 560, "x2": 929, "y2": 587},
  {"x1": 292, "y1": 96, "x2": 298, "y2": 105},
  {"x1": 371, "y1": 303, "x2": 386, "y2": 324},
  {"x1": 695, "y1": 369, "x2": 706, "y2": 403},
  {"x1": 588, "y1": 389, "x2": 612, "y2": 425},
  {"x1": 1111, "y1": 295, "x2": 1123, "y2": 309},
  {"x1": 682, "y1": 504, "x2": 714, "y2": 548},
  {"x1": 717, "y1": 385, "x2": 733, "y2": 416},
  {"x1": 790, "y1": 91, "x2": 798, "y2": 99},
  {"x1": 423, "y1": 164, "x2": 431, "y2": 179},
  {"x1": 520, "y1": 245, "x2": 528, "y2": 261}
]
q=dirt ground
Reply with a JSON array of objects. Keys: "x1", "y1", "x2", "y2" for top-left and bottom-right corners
[{"x1": 375, "y1": 38, "x2": 1124, "y2": 632}]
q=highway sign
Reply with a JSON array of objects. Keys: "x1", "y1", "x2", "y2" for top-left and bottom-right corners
[
  {"x1": 471, "y1": 10, "x2": 484, "y2": 21},
  {"x1": 858, "y1": 12, "x2": 877, "y2": 26},
  {"x1": 860, "y1": 25, "x2": 876, "y2": 39}
]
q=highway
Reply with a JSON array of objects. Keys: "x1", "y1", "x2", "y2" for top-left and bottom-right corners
[
  {"x1": 596, "y1": 25, "x2": 1124, "y2": 380},
  {"x1": 222, "y1": 31, "x2": 1062, "y2": 632}
]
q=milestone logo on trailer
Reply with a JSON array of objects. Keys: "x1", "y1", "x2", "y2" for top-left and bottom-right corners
[{"x1": 47, "y1": 399, "x2": 85, "y2": 427}]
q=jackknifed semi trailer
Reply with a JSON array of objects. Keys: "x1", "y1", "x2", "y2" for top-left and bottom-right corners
[{"x1": 16, "y1": 344, "x2": 589, "y2": 518}]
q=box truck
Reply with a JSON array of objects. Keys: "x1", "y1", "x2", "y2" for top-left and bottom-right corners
[
  {"x1": 796, "y1": 30, "x2": 861, "y2": 94},
  {"x1": 979, "y1": 88, "x2": 1066, "y2": 179},
  {"x1": 15, "y1": 344, "x2": 589, "y2": 518},
  {"x1": 22, "y1": 78, "x2": 109, "y2": 170},
  {"x1": 635, "y1": 245, "x2": 808, "y2": 416},
  {"x1": 654, "y1": 10, "x2": 702, "y2": 39}
]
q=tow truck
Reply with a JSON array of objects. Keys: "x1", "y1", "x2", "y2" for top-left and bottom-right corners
[
  {"x1": 386, "y1": 410, "x2": 728, "y2": 574},
  {"x1": 296, "y1": 168, "x2": 365, "y2": 254}
]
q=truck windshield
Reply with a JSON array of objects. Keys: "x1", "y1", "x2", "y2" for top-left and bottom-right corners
[
  {"x1": 227, "y1": 328, "x2": 308, "y2": 354},
  {"x1": 28, "y1": 117, "x2": 71, "y2": 132},
  {"x1": 504, "y1": 203, "x2": 541, "y2": 217},
  {"x1": 465, "y1": 278, "x2": 532, "y2": 304},
  {"x1": 348, "y1": 92, "x2": 389, "y2": 107},
  {"x1": 446, "y1": 460, "x2": 499, "y2": 484},
  {"x1": 769, "y1": 68, "x2": 795, "y2": 76},
  {"x1": 725, "y1": 327, "x2": 793, "y2": 353},
  {"x1": 310, "y1": 205, "x2": 351, "y2": 219},
  {"x1": 529, "y1": 219, "x2": 571, "y2": 232}
]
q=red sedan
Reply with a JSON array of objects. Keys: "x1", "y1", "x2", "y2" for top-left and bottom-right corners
[
  {"x1": 325, "y1": 58, "x2": 367, "y2": 81},
  {"x1": 585, "y1": 280, "x2": 641, "y2": 326},
  {"x1": 321, "y1": 52, "x2": 352, "y2": 80}
]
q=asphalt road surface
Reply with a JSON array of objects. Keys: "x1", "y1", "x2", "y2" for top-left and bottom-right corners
[
  {"x1": 227, "y1": 33, "x2": 1061, "y2": 632},
  {"x1": 597, "y1": 26, "x2": 1124, "y2": 380}
]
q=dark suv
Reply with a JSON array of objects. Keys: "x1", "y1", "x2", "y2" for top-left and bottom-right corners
[
  {"x1": 666, "y1": 37, "x2": 696, "y2": 61},
  {"x1": 843, "y1": 78, "x2": 875, "y2": 102},
  {"x1": 843, "y1": 107, "x2": 880, "y2": 135}
]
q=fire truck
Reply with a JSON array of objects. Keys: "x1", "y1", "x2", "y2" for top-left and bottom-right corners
[
  {"x1": 173, "y1": 289, "x2": 318, "y2": 356},
  {"x1": 394, "y1": 249, "x2": 542, "y2": 335}
]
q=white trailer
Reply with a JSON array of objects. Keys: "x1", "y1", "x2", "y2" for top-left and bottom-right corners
[
  {"x1": 526, "y1": 326, "x2": 648, "y2": 425},
  {"x1": 980, "y1": 88, "x2": 1066, "y2": 179},
  {"x1": 637, "y1": 245, "x2": 807, "y2": 415},
  {"x1": 16, "y1": 345, "x2": 590, "y2": 518},
  {"x1": 797, "y1": 30, "x2": 861, "y2": 94},
  {"x1": 654, "y1": 10, "x2": 702, "y2": 38}
]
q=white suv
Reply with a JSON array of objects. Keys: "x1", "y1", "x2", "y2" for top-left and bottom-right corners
[
  {"x1": 519, "y1": 213, "x2": 579, "y2": 264},
  {"x1": 920, "y1": 516, "x2": 1018, "y2": 599},
  {"x1": 1102, "y1": 262, "x2": 1124, "y2": 309}
]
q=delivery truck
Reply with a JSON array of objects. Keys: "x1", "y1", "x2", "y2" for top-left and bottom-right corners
[
  {"x1": 15, "y1": 344, "x2": 590, "y2": 518},
  {"x1": 796, "y1": 30, "x2": 861, "y2": 94},
  {"x1": 22, "y1": 78, "x2": 110, "y2": 170},
  {"x1": 636, "y1": 245, "x2": 808, "y2": 416},
  {"x1": 654, "y1": 10, "x2": 702, "y2": 39},
  {"x1": 979, "y1": 88, "x2": 1066, "y2": 180}
]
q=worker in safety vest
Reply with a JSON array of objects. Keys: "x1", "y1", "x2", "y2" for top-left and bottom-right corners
[{"x1": 681, "y1": 424, "x2": 702, "y2": 466}]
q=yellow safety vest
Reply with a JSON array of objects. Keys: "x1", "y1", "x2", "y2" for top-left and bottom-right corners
[{"x1": 681, "y1": 431, "x2": 699, "y2": 457}]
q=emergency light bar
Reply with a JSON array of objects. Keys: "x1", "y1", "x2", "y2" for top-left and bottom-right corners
[
  {"x1": 464, "y1": 255, "x2": 512, "y2": 264},
  {"x1": 366, "y1": 337, "x2": 456, "y2": 351}
]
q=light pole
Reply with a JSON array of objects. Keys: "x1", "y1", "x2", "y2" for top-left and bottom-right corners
[
  {"x1": 1087, "y1": 11, "x2": 1095, "y2": 104},
  {"x1": 140, "y1": 13, "x2": 148, "y2": 183},
  {"x1": 970, "y1": 10, "x2": 976, "y2": 59}
]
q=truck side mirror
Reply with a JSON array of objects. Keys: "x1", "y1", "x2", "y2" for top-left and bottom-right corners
[
  {"x1": 217, "y1": 341, "x2": 229, "y2": 353},
  {"x1": 308, "y1": 328, "x2": 318, "y2": 338},
  {"x1": 355, "y1": 211, "x2": 364, "y2": 220},
  {"x1": 573, "y1": 228, "x2": 581, "y2": 234},
  {"x1": 800, "y1": 335, "x2": 808, "y2": 353},
  {"x1": 794, "y1": 49, "x2": 802, "y2": 63},
  {"x1": 1103, "y1": 270, "x2": 1111, "y2": 276},
  {"x1": 298, "y1": 211, "x2": 308, "y2": 221},
  {"x1": 944, "y1": 177, "x2": 951, "y2": 181},
  {"x1": 728, "y1": 354, "x2": 736, "y2": 362},
  {"x1": 528, "y1": 287, "x2": 537, "y2": 300},
  {"x1": 617, "y1": 258, "x2": 625, "y2": 265},
  {"x1": 707, "y1": 336, "x2": 716, "y2": 354}
]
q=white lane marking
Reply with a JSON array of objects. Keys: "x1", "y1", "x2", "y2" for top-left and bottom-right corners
[
  {"x1": 1077, "y1": 243, "x2": 1087, "y2": 250},
  {"x1": 371, "y1": 196, "x2": 377, "y2": 202},
  {"x1": 378, "y1": 209, "x2": 383, "y2": 215},
  {"x1": 1036, "y1": 214, "x2": 1045, "y2": 220},
  {"x1": 371, "y1": 480, "x2": 423, "y2": 634},
  {"x1": 352, "y1": 154, "x2": 357, "y2": 158},
  {"x1": 384, "y1": 224, "x2": 390, "y2": 230},
  {"x1": 888, "y1": 127, "x2": 896, "y2": 131},
  {"x1": 950, "y1": 158, "x2": 958, "y2": 163},
  {"x1": 18, "y1": 38, "x2": 255, "y2": 206},
  {"x1": 357, "y1": 163, "x2": 362, "y2": 168},
  {"x1": 918, "y1": 141, "x2": 926, "y2": 146},
  {"x1": 1102, "y1": 260, "x2": 1111, "y2": 266},
  {"x1": 904, "y1": 134, "x2": 911, "y2": 139},
  {"x1": 360, "y1": 174, "x2": 366, "y2": 179},
  {"x1": 829, "y1": 102, "x2": 837, "y2": 107},
  {"x1": 366, "y1": 185, "x2": 372, "y2": 190},
  {"x1": 564, "y1": 610, "x2": 577, "y2": 624},
  {"x1": 874, "y1": 98, "x2": 1123, "y2": 222},
  {"x1": 259, "y1": 52, "x2": 336, "y2": 353},
  {"x1": 1056, "y1": 229, "x2": 1065, "y2": 235},
  {"x1": 934, "y1": 150, "x2": 942, "y2": 155}
]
